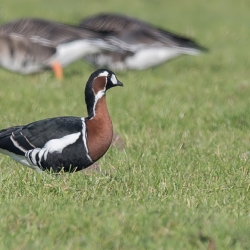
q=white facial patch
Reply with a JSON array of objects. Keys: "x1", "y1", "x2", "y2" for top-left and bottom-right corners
[{"x1": 111, "y1": 74, "x2": 117, "y2": 85}]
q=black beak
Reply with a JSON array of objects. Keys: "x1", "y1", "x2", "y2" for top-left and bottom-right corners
[{"x1": 117, "y1": 80, "x2": 124, "y2": 87}]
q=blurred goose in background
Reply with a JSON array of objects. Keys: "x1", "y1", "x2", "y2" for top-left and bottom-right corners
[
  {"x1": 0, "y1": 18, "x2": 117, "y2": 79},
  {"x1": 79, "y1": 13, "x2": 208, "y2": 71}
]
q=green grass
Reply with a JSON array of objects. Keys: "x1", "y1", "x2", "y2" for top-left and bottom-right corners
[{"x1": 0, "y1": 0, "x2": 250, "y2": 249}]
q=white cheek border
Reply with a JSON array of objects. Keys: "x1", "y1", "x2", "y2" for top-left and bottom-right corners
[
  {"x1": 98, "y1": 71, "x2": 109, "y2": 77},
  {"x1": 111, "y1": 74, "x2": 117, "y2": 85}
]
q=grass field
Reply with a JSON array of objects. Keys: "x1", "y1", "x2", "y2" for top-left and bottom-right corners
[{"x1": 0, "y1": 0, "x2": 250, "y2": 249}]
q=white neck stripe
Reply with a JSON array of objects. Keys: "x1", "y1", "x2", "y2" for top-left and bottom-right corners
[{"x1": 81, "y1": 117, "x2": 93, "y2": 162}]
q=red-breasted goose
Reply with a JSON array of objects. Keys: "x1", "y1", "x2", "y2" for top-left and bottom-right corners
[{"x1": 0, "y1": 69, "x2": 123, "y2": 173}]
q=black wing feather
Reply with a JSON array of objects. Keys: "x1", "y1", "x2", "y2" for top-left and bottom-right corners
[
  {"x1": 0, "y1": 126, "x2": 24, "y2": 155},
  {"x1": 0, "y1": 117, "x2": 83, "y2": 155},
  {"x1": 18, "y1": 116, "x2": 83, "y2": 148}
]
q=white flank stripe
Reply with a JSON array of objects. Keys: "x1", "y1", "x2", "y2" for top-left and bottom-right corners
[
  {"x1": 25, "y1": 132, "x2": 81, "y2": 169},
  {"x1": 43, "y1": 149, "x2": 49, "y2": 161},
  {"x1": 0, "y1": 148, "x2": 42, "y2": 173},
  {"x1": 81, "y1": 118, "x2": 92, "y2": 162},
  {"x1": 38, "y1": 148, "x2": 48, "y2": 167},
  {"x1": 30, "y1": 149, "x2": 40, "y2": 164},
  {"x1": 44, "y1": 132, "x2": 81, "y2": 154}
]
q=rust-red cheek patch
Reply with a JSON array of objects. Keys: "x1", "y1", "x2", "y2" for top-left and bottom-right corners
[{"x1": 92, "y1": 76, "x2": 106, "y2": 94}]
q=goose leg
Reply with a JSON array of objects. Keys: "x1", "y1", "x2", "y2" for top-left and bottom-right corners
[{"x1": 51, "y1": 62, "x2": 63, "y2": 80}]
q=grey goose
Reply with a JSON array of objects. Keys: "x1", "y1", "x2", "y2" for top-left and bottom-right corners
[
  {"x1": 0, "y1": 18, "x2": 117, "y2": 79},
  {"x1": 79, "y1": 13, "x2": 207, "y2": 71}
]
